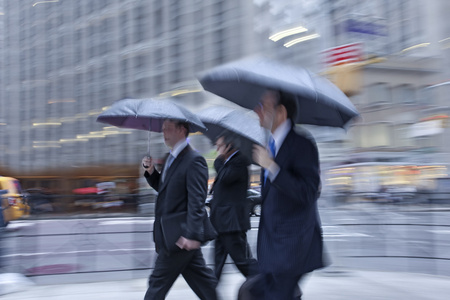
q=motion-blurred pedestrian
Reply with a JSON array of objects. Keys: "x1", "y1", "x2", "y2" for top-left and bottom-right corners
[
  {"x1": 142, "y1": 119, "x2": 217, "y2": 300},
  {"x1": 240, "y1": 90, "x2": 325, "y2": 299},
  {"x1": 209, "y1": 131, "x2": 258, "y2": 280}
]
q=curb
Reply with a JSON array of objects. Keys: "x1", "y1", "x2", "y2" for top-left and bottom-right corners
[{"x1": 0, "y1": 273, "x2": 35, "y2": 296}]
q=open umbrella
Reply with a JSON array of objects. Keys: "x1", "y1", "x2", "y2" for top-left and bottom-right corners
[
  {"x1": 198, "y1": 56, "x2": 359, "y2": 128},
  {"x1": 97, "y1": 98, "x2": 206, "y2": 133},
  {"x1": 196, "y1": 106, "x2": 267, "y2": 163},
  {"x1": 96, "y1": 98, "x2": 207, "y2": 155}
]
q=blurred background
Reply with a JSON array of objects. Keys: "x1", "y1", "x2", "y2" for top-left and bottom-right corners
[
  {"x1": 0, "y1": 0, "x2": 448, "y2": 214},
  {"x1": 1, "y1": 0, "x2": 450, "y2": 292}
]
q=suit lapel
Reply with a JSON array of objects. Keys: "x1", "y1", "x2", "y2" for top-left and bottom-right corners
[
  {"x1": 274, "y1": 129, "x2": 294, "y2": 170},
  {"x1": 261, "y1": 129, "x2": 295, "y2": 198},
  {"x1": 216, "y1": 153, "x2": 235, "y2": 180},
  {"x1": 212, "y1": 153, "x2": 238, "y2": 192},
  {"x1": 159, "y1": 145, "x2": 190, "y2": 193}
]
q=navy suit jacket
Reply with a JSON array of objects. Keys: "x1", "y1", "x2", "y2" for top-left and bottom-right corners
[
  {"x1": 145, "y1": 145, "x2": 210, "y2": 253},
  {"x1": 257, "y1": 127, "x2": 324, "y2": 275}
]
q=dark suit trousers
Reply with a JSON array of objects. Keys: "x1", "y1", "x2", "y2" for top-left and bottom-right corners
[
  {"x1": 214, "y1": 231, "x2": 258, "y2": 280},
  {"x1": 144, "y1": 249, "x2": 217, "y2": 300}
]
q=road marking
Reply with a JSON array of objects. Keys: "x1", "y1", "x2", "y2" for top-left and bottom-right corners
[
  {"x1": 428, "y1": 230, "x2": 450, "y2": 234},
  {"x1": 5, "y1": 222, "x2": 35, "y2": 230},
  {"x1": 2, "y1": 248, "x2": 156, "y2": 258},
  {"x1": 2, "y1": 244, "x2": 217, "y2": 258},
  {"x1": 324, "y1": 233, "x2": 372, "y2": 237},
  {"x1": 99, "y1": 220, "x2": 153, "y2": 225},
  {"x1": 322, "y1": 226, "x2": 372, "y2": 237}
]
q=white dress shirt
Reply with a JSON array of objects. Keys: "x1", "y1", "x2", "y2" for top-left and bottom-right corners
[{"x1": 266, "y1": 119, "x2": 291, "y2": 182}]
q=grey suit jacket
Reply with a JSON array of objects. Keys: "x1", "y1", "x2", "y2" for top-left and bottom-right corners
[{"x1": 145, "y1": 145, "x2": 210, "y2": 253}]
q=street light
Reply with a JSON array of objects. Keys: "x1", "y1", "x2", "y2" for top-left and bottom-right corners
[
  {"x1": 269, "y1": 26, "x2": 308, "y2": 42},
  {"x1": 283, "y1": 33, "x2": 320, "y2": 48}
]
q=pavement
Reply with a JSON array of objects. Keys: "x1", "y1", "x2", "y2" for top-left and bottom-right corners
[{"x1": 1, "y1": 268, "x2": 450, "y2": 300}]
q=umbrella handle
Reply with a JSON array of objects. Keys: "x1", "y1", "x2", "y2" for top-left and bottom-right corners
[
  {"x1": 147, "y1": 130, "x2": 151, "y2": 157},
  {"x1": 142, "y1": 131, "x2": 152, "y2": 169}
]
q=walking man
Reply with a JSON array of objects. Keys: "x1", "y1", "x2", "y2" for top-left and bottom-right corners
[
  {"x1": 209, "y1": 131, "x2": 258, "y2": 280},
  {"x1": 142, "y1": 119, "x2": 217, "y2": 300},
  {"x1": 242, "y1": 90, "x2": 325, "y2": 299}
]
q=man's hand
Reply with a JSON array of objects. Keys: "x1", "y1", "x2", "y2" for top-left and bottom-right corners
[
  {"x1": 142, "y1": 156, "x2": 155, "y2": 174},
  {"x1": 217, "y1": 143, "x2": 232, "y2": 158},
  {"x1": 176, "y1": 236, "x2": 201, "y2": 251},
  {"x1": 253, "y1": 144, "x2": 275, "y2": 169}
]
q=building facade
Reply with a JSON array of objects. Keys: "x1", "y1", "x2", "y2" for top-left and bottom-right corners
[
  {"x1": 0, "y1": 0, "x2": 448, "y2": 189},
  {"x1": 0, "y1": 0, "x2": 260, "y2": 179}
]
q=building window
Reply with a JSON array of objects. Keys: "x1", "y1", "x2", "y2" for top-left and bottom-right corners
[
  {"x1": 154, "y1": 8, "x2": 163, "y2": 37},
  {"x1": 393, "y1": 84, "x2": 415, "y2": 104},
  {"x1": 120, "y1": 12, "x2": 129, "y2": 47},
  {"x1": 417, "y1": 85, "x2": 439, "y2": 106},
  {"x1": 367, "y1": 83, "x2": 391, "y2": 105},
  {"x1": 75, "y1": 4, "x2": 82, "y2": 18},
  {"x1": 135, "y1": 78, "x2": 148, "y2": 95},
  {"x1": 357, "y1": 123, "x2": 391, "y2": 148},
  {"x1": 402, "y1": 85, "x2": 415, "y2": 104},
  {"x1": 135, "y1": 5, "x2": 147, "y2": 43},
  {"x1": 393, "y1": 123, "x2": 414, "y2": 148},
  {"x1": 89, "y1": 45, "x2": 95, "y2": 59}
]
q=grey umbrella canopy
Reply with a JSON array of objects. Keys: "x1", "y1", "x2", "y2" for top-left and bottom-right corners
[
  {"x1": 97, "y1": 98, "x2": 206, "y2": 133},
  {"x1": 196, "y1": 106, "x2": 267, "y2": 163},
  {"x1": 198, "y1": 56, "x2": 359, "y2": 128}
]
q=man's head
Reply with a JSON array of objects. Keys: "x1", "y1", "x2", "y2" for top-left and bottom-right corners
[
  {"x1": 215, "y1": 131, "x2": 240, "y2": 158},
  {"x1": 254, "y1": 90, "x2": 297, "y2": 132},
  {"x1": 162, "y1": 119, "x2": 189, "y2": 149}
]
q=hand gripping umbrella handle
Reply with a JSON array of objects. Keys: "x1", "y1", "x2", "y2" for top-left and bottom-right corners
[{"x1": 143, "y1": 130, "x2": 151, "y2": 169}]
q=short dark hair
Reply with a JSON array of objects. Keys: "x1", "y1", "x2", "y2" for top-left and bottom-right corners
[
  {"x1": 277, "y1": 91, "x2": 298, "y2": 123},
  {"x1": 217, "y1": 130, "x2": 241, "y2": 151},
  {"x1": 172, "y1": 120, "x2": 189, "y2": 137}
]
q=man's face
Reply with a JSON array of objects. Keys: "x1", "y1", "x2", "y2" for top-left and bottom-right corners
[
  {"x1": 162, "y1": 120, "x2": 185, "y2": 149},
  {"x1": 215, "y1": 137, "x2": 227, "y2": 156},
  {"x1": 254, "y1": 91, "x2": 278, "y2": 130}
]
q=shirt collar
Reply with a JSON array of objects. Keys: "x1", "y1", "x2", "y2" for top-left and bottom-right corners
[
  {"x1": 271, "y1": 119, "x2": 291, "y2": 154},
  {"x1": 170, "y1": 139, "x2": 188, "y2": 158},
  {"x1": 224, "y1": 150, "x2": 239, "y2": 164}
]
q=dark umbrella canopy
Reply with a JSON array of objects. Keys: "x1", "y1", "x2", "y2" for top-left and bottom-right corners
[
  {"x1": 198, "y1": 57, "x2": 359, "y2": 128},
  {"x1": 97, "y1": 98, "x2": 206, "y2": 133},
  {"x1": 196, "y1": 106, "x2": 267, "y2": 163}
]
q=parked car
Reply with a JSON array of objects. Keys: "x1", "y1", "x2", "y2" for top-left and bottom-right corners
[
  {"x1": 247, "y1": 189, "x2": 262, "y2": 216},
  {"x1": 24, "y1": 188, "x2": 55, "y2": 214},
  {"x1": 0, "y1": 176, "x2": 29, "y2": 224},
  {"x1": 205, "y1": 189, "x2": 262, "y2": 216}
]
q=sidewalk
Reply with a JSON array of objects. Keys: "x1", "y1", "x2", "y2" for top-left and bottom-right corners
[{"x1": 1, "y1": 268, "x2": 450, "y2": 300}]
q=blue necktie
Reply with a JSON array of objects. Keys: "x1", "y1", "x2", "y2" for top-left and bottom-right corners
[
  {"x1": 264, "y1": 137, "x2": 276, "y2": 184},
  {"x1": 162, "y1": 154, "x2": 174, "y2": 182},
  {"x1": 269, "y1": 137, "x2": 276, "y2": 158}
]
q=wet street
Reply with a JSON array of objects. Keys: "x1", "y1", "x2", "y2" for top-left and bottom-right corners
[{"x1": 3, "y1": 201, "x2": 450, "y2": 284}]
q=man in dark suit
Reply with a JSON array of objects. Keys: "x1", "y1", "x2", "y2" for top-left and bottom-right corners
[
  {"x1": 141, "y1": 119, "x2": 217, "y2": 300},
  {"x1": 245, "y1": 90, "x2": 325, "y2": 299},
  {"x1": 209, "y1": 131, "x2": 258, "y2": 280}
]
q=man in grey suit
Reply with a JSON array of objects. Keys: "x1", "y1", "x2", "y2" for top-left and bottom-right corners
[
  {"x1": 142, "y1": 119, "x2": 217, "y2": 300},
  {"x1": 243, "y1": 90, "x2": 325, "y2": 299},
  {"x1": 209, "y1": 131, "x2": 258, "y2": 280}
]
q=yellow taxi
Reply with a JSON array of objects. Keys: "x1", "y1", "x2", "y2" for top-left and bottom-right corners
[{"x1": 0, "y1": 176, "x2": 29, "y2": 224}]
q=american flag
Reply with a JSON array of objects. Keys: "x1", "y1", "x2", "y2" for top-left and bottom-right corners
[{"x1": 322, "y1": 43, "x2": 363, "y2": 67}]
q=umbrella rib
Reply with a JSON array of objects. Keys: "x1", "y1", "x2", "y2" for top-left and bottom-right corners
[
  {"x1": 232, "y1": 68, "x2": 241, "y2": 82},
  {"x1": 308, "y1": 72, "x2": 319, "y2": 103}
]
